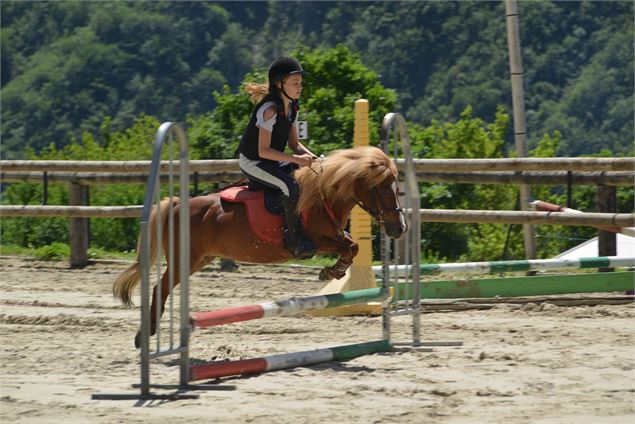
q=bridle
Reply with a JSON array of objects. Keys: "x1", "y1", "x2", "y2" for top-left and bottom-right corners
[
  {"x1": 311, "y1": 159, "x2": 407, "y2": 238},
  {"x1": 352, "y1": 184, "x2": 407, "y2": 232}
]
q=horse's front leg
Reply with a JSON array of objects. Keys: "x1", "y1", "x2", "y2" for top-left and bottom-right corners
[{"x1": 316, "y1": 232, "x2": 358, "y2": 281}]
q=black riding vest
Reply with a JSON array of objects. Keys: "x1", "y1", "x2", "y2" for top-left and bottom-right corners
[{"x1": 238, "y1": 93, "x2": 299, "y2": 162}]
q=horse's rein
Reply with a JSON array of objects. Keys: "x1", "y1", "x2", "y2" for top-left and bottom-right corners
[{"x1": 310, "y1": 157, "x2": 347, "y2": 240}]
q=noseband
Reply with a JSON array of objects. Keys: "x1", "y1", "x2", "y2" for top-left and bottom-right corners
[{"x1": 353, "y1": 185, "x2": 407, "y2": 232}]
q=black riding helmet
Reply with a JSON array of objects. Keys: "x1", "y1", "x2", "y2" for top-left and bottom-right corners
[{"x1": 268, "y1": 56, "x2": 304, "y2": 100}]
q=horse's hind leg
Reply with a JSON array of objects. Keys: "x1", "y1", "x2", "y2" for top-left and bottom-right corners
[
  {"x1": 134, "y1": 252, "x2": 213, "y2": 349},
  {"x1": 134, "y1": 269, "x2": 173, "y2": 349}
]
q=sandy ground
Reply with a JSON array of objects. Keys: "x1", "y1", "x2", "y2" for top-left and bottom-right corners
[{"x1": 0, "y1": 256, "x2": 633, "y2": 424}]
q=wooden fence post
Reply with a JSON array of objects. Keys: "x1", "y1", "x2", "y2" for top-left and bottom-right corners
[
  {"x1": 596, "y1": 184, "x2": 617, "y2": 272},
  {"x1": 69, "y1": 182, "x2": 89, "y2": 268}
]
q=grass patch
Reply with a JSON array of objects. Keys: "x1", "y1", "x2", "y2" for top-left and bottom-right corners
[
  {"x1": 0, "y1": 244, "x2": 37, "y2": 257},
  {"x1": 87, "y1": 247, "x2": 137, "y2": 261},
  {"x1": 286, "y1": 254, "x2": 339, "y2": 268},
  {"x1": 0, "y1": 243, "x2": 137, "y2": 261},
  {"x1": 33, "y1": 242, "x2": 70, "y2": 260},
  {"x1": 0, "y1": 244, "x2": 336, "y2": 266}
]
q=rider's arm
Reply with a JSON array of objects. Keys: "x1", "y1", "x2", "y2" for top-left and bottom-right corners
[
  {"x1": 257, "y1": 107, "x2": 299, "y2": 164},
  {"x1": 288, "y1": 126, "x2": 317, "y2": 158}
]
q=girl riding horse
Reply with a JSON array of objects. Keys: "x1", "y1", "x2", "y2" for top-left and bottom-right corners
[
  {"x1": 238, "y1": 56, "x2": 317, "y2": 259},
  {"x1": 113, "y1": 58, "x2": 408, "y2": 347}
]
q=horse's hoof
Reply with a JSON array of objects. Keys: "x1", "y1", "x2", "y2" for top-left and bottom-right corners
[
  {"x1": 219, "y1": 259, "x2": 238, "y2": 272},
  {"x1": 332, "y1": 270, "x2": 346, "y2": 280},
  {"x1": 319, "y1": 268, "x2": 332, "y2": 281},
  {"x1": 135, "y1": 332, "x2": 141, "y2": 349}
]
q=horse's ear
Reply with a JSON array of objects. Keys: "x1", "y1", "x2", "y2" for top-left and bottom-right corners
[{"x1": 369, "y1": 160, "x2": 387, "y2": 170}]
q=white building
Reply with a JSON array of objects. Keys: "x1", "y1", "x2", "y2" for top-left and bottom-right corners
[{"x1": 555, "y1": 233, "x2": 635, "y2": 259}]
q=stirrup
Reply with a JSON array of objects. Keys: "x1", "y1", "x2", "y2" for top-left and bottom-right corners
[{"x1": 283, "y1": 229, "x2": 316, "y2": 259}]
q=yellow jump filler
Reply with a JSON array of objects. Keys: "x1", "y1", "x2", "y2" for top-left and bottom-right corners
[{"x1": 311, "y1": 99, "x2": 383, "y2": 316}]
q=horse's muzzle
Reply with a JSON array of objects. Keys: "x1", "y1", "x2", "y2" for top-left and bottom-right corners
[{"x1": 383, "y1": 209, "x2": 407, "y2": 239}]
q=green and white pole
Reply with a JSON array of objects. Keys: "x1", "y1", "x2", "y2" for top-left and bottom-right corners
[{"x1": 372, "y1": 256, "x2": 635, "y2": 276}]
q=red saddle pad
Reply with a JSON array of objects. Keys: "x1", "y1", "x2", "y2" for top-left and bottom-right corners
[{"x1": 219, "y1": 186, "x2": 308, "y2": 246}]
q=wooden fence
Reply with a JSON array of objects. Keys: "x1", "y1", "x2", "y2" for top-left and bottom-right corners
[
  {"x1": 2, "y1": 157, "x2": 633, "y2": 172},
  {"x1": 1, "y1": 157, "x2": 634, "y2": 267},
  {"x1": 2, "y1": 205, "x2": 633, "y2": 226},
  {"x1": 1, "y1": 170, "x2": 633, "y2": 186}
]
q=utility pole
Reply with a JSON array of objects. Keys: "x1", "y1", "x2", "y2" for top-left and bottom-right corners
[{"x1": 505, "y1": 0, "x2": 536, "y2": 259}]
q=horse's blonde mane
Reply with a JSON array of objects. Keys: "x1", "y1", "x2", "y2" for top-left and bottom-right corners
[{"x1": 295, "y1": 146, "x2": 397, "y2": 213}]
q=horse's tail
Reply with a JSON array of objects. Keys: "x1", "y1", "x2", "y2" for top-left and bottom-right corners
[{"x1": 113, "y1": 197, "x2": 179, "y2": 307}]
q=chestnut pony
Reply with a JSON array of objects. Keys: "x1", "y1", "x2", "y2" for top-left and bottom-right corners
[{"x1": 113, "y1": 146, "x2": 406, "y2": 347}]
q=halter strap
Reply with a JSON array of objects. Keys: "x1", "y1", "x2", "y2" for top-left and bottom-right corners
[{"x1": 320, "y1": 189, "x2": 346, "y2": 241}]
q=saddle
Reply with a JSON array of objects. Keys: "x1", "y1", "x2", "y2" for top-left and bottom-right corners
[{"x1": 219, "y1": 184, "x2": 308, "y2": 246}]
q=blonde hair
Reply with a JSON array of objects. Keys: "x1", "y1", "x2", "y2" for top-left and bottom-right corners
[
  {"x1": 244, "y1": 82, "x2": 270, "y2": 104},
  {"x1": 294, "y1": 146, "x2": 398, "y2": 214}
]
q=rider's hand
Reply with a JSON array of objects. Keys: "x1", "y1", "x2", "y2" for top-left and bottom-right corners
[{"x1": 294, "y1": 154, "x2": 314, "y2": 167}]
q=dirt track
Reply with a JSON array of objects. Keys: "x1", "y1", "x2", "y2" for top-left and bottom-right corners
[{"x1": 1, "y1": 256, "x2": 633, "y2": 423}]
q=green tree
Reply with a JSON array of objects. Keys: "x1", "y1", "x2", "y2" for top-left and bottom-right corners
[
  {"x1": 2, "y1": 1, "x2": 631, "y2": 159},
  {"x1": 1, "y1": 115, "x2": 160, "y2": 251},
  {"x1": 408, "y1": 106, "x2": 518, "y2": 261},
  {"x1": 1, "y1": 1, "x2": 250, "y2": 157},
  {"x1": 188, "y1": 45, "x2": 398, "y2": 159}
]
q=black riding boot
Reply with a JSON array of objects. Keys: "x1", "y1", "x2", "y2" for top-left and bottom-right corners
[{"x1": 282, "y1": 197, "x2": 317, "y2": 259}]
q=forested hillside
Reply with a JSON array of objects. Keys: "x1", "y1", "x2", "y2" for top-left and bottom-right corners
[
  {"x1": 2, "y1": 1, "x2": 633, "y2": 262},
  {"x1": 2, "y1": 1, "x2": 633, "y2": 159}
]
